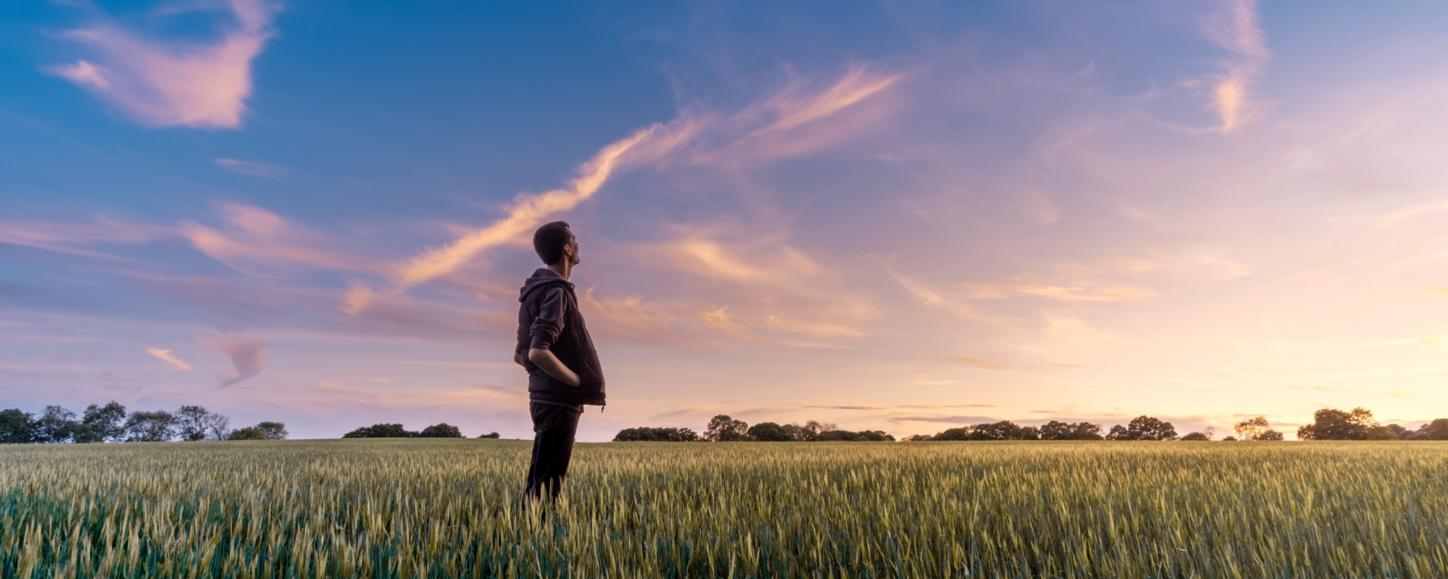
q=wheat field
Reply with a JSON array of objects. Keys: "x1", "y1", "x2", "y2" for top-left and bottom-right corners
[{"x1": 1, "y1": 439, "x2": 1445, "y2": 577}]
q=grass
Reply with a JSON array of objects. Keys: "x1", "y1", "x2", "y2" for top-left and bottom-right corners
[{"x1": 1, "y1": 439, "x2": 1445, "y2": 577}]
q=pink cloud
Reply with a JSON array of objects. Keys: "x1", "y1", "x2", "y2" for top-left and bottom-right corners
[
  {"x1": 45, "y1": 0, "x2": 277, "y2": 129},
  {"x1": 200, "y1": 337, "x2": 267, "y2": 388}
]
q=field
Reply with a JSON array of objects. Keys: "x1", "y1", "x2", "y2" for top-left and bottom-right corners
[{"x1": 2, "y1": 440, "x2": 1446, "y2": 577}]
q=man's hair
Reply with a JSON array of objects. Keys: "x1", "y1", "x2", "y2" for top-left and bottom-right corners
[{"x1": 533, "y1": 221, "x2": 572, "y2": 265}]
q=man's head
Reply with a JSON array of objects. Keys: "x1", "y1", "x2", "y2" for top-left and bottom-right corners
[{"x1": 533, "y1": 221, "x2": 580, "y2": 267}]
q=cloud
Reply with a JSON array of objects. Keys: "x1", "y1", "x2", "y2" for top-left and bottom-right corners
[
  {"x1": 0, "y1": 215, "x2": 170, "y2": 258},
  {"x1": 340, "y1": 283, "x2": 374, "y2": 316},
  {"x1": 888, "y1": 269, "x2": 978, "y2": 319},
  {"x1": 45, "y1": 0, "x2": 278, "y2": 129},
  {"x1": 201, "y1": 337, "x2": 266, "y2": 387},
  {"x1": 181, "y1": 203, "x2": 367, "y2": 274},
  {"x1": 214, "y1": 158, "x2": 290, "y2": 179},
  {"x1": 392, "y1": 118, "x2": 699, "y2": 294},
  {"x1": 1197, "y1": 0, "x2": 1269, "y2": 133},
  {"x1": 145, "y1": 346, "x2": 191, "y2": 371}
]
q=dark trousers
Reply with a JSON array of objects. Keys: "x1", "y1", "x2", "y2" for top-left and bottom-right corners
[{"x1": 524, "y1": 400, "x2": 582, "y2": 504}]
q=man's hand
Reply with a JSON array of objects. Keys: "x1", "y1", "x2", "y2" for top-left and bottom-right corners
[{"x1": 527, "y1": 348, "x2": 582, "y2": 387}]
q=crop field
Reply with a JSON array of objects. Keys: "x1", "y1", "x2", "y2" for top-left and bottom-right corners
[{"x1": 1, "y1": 440, "x2": 1446, "y2": 577}]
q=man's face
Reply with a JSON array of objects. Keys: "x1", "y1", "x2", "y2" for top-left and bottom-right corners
[{"x1": 566, "y1": 233, "x2": 581, "y2": 266}]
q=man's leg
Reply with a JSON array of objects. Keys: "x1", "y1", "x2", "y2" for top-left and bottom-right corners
[{"x1": 524, "y1": 402, "x2": 583, "y2": 504}]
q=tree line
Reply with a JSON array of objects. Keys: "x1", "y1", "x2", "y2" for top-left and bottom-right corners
[
  {"x1": 613, "y1": 415, "x2": 895, "y2": 442},
  {"x1": 0, "y1": 401, "x2": 287, "y2": 443},
  {"x1": 613, "y1": 407, "x2": 1448, "y2": 443},
  {"x1": 341, "y1": 423, "x2": 501, "y2": 439}
]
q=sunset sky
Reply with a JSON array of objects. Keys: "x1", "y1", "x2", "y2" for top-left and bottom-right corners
[{"x1": 4, "y1": 0, "x2": 1446, "y2": 441}]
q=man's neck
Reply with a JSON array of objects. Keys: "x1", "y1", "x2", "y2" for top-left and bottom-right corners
[{"x1": 547, "y1": 262, "x2": 571, "y2": 280}]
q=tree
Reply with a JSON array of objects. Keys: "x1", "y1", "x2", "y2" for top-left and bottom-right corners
[
  {"x1": 35, "y1": 405, "x2": 79, "y2": 443},
  {"x1": 1234, "y1": 416, "x2": 1269, "y2": 441},
  {"x1": 1257, "y1": 430, "x2": 1284, "y2": 441},
  {"x1": 704, "y1": 415, "x2": 749, "y2": 442},
  {"x1": 1108, "y1": 416, "x2": 1177, "y2": 441},
  {"x1": 419, "y1": 423, "x2": 463, "y2": 438},
  {"x1": 174, "y1": 406, "x2": 215, "y2": 441},
  {"x1": 0, "y1": 409, "x2": 37, "y2": 443},
  {"x1": 966, "y1": 421, "x2": 1038, "y2": 441},
  {"x1": 613, "y1": 427, "x2": 700, "y2": 442},
  {"x1": 343, "y1": 423, "x2": 416, "y2": 438},
  {"x1": 1039, "y1": 421, "x2": 1103, "y2": 441},
  {"x1": 78, "y1": 401, "x2": 127, "y2": 443},
  {"x1": 746, "y1": 421, "x2": 793, "y2": 441},
  {"x1": 228, "y1": 426, "x2": 266, "y2": 440},
  {"x1": 1297, "y1": 407, "x2": 1377, "y2": 440},
  {"x1": 256, "y1": 421, "x2": 288, "y2": 440},
  {"x1": 802, "y1": 420, "x2": 836, "y2": 441},
  {"x1": 477, "y1": 431, "x2": 501, "y2": 439},
  {"x1": 1417, "y1": 419, "x2": 1448, "y2": 440},
  {"x1": 815, "y1": 429, "x2": 894, "y2": 441},
  {"x1": 124, "y1": 410, "x2": 177, "y2": 442},
  {"x1": 229, "y1": 421, "x2": 287, "y2": 441},
  {"x1": 1180, "y1": 432, "x2": 1210, "y2": 441},
  {"x1": 203, "y1": 413, "x2": 231, "y2": 441}
]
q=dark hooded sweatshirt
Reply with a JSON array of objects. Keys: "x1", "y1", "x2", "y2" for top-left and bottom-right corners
[{"x1": 516, "y1": 268, "x2": 606, "y2": 409}]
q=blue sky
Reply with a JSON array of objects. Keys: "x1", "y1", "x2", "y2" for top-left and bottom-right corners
[{"x1": 4, "y1": 0, "x2": 1448, "y2": 441}]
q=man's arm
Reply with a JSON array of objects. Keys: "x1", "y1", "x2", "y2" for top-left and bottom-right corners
[
  {"x1": 526, "y1": 286, "x2": 581, "y2": 387},
  {"x1": 528, "y1": 348, "x2": 581, "y2": 386}
]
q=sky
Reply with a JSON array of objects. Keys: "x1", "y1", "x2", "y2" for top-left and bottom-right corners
[{"x1": 3, "y1": 0, "x2": 1447, "y2": 441}]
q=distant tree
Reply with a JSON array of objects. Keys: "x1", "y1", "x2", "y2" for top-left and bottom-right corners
[
  {"x1": 0, "y1": 409, "x2": 37, "y2": 443},
  {"x1": 477, "y1": 431, "x2": 501, "y2": 439},
  {"x1": 1038, "y1": 420, "x2": 1103, "y2": 440},
  {"x1": 781, "y1": 423, "x2": 809, "y2": 441},
  {"x1": 343, "y1": 423, "x2": 416, "y2": 438},
  {"x1": 704, "y1": 415, "x2": 750, "y2": 442},
  {"x1": 802, "y1": 420, "x2": 836, "y2": 441},
  {"x1": 815, "y1": 429, "x2": 894, "y2": 441},
  {"x1": 905, "y1": 434, "x2": 933, "y2": 442},
  {"x1": 1234, "y1": 416, "x2": 1270, "y2": 441},
  {"x1": 966, "y1": 421, "x2": 1038, "y2": 441},
  {"x1": 1109, "y1": 416, "x2": 1177, "y2": 441},
  {"x1": 35, "y1": 405, "x2": 79, "y2": 443},
  {"x1": 613, "y1": 427, "x2": 700, "y2": 442},
  {"x1": 256, "y1": 421, "x2": 288, "y2": 440},
  {"x1": 203, "y1": 413, "x2": 231, "y2": 441},
  {"x1": 174, "y1": 406, "x2": 216, "y2": 441},
  {"x1": 124, "y1": 410, "x2": 177, "y2": 442},
  {"x1": 1297, "y1": 407, "x2": 1377, "y2": 440},
  {"x1": 746, "y1": 422, "x2": 793, "y2": 441},
  {"x1": 419, "y1": 423, "x2": 463, "y2": 438},
  {"x1": 1417, "y1": 419, "x2": 1448, "y2": 440},
  {"x1": 1257, "y1": 430, "x2": 1284, "y2": 441},
  {"x1": 932, "y1": 427, "x2": 971, "y2": 441},
  {"x1": 1180, "y1": 432, "x2": 1210, "y2": 441},
  {"x1": 78, "y1": 401, "x2": 127, "y2": 443},
  {"x1": 1221, "y1": 436, "x2": 1238, "y2": 441},
  {"x1": 1365, "y1": 426, "x2": 1398, "y2": 440},
  {"x1": 1384, "y1": 424, "x2": 1413, "y2": 440},
  {"x1": 228, "y1": 426, "x2": 266, "y2": 440}
]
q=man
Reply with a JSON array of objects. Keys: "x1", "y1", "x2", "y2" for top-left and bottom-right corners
[{"x1": 515, "y1": 220, "x2": 606, "y2": 505}]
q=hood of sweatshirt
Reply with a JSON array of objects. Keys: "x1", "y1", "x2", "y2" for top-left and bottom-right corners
[{"x1": 518, "y1": 267, "x2": 574, "y2": 303}]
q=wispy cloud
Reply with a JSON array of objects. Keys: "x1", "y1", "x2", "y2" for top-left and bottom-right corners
[
  {"x1": 201, "y1": 336, "x2": 266, "y2": 387},
  {"x1": 145, "y1": 346, "x2": 191, "y2": 371},
  {"x1": 215, "y1": 158, "x2": 290, "y2": 179},
  {"x1": 1198, "y1": 0, "x2": 1269, "y2": 133},
  {"x1": 888, "y1": 269, "x2": 978, "y2": 319},
  {"x1": 45, "y1": 0, "x2": 278, "y2": 129},
  {"x1": 181, "y1": 203, "x2": 367, "y2": 274},
  {"x1": 390, "y1": 118, "x2": 700, "y2": 295},
  {"x1": 0, "y1": 215, "x2": 169, "y2": 258}
]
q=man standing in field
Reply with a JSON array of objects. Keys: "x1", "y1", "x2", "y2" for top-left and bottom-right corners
[{"x1": 514, "y1": 221, "x2": 606, "y2": 505}]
